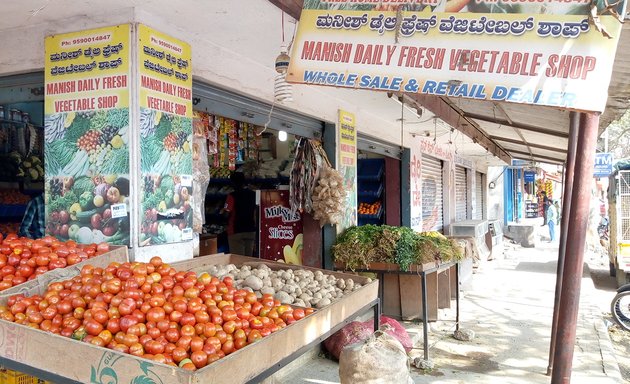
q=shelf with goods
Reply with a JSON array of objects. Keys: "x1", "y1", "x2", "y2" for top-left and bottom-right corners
[
  {"x1": 357, "y1": 158, "x2": 385, "y2": 226},
  {"x1": 525, "y1": 201, "x2": 538, "y2": 218},
  {"x1": 0, "y1": 111, "x2": 45, "y2": 233}
]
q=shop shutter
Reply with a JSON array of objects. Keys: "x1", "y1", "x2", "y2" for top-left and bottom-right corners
[
  {"x1": 474, "y1": 172, "x2": 484, "y2": 220},
  {"x1": 421, "y1": 155, "x2": 444, "y2": 232},
  {"x1": 455, "y1": 166, "x2": 468, "y2": 222},
  {"x1": 357, "y1": 134, "x2": 401, "y2": 159},
  {"x1": 193, "y1": 80, "x2": 323, "y2": 139}
]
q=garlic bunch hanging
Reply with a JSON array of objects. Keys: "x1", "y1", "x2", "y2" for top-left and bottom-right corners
[{"x1": 311, "y1": 165, "x2": 346, "y2": 226}]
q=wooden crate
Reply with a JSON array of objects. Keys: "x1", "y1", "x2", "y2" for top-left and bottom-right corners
[{"x1": 0, "y1": 254, "x2": 378, "y2": 384}]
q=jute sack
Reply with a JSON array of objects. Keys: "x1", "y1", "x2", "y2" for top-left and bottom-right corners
[{"x1": 339, "y1": 330, "x2": 413, "y2": 384}]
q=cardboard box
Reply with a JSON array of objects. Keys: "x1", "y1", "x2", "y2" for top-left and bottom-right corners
[
  {"x1": 198, "y1": 234, "x2": 218, "y2": 257},
  {"x1": 0, "y1": 246, "x2": 129, "y2": 298},
  {"x1": 0, "y1": 254, "x2": 378, "y2": 384}
]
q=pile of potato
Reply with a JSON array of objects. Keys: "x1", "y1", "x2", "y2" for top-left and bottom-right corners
[{"x1": 203, "y1": 264, "x2": 369, "y2": 309}]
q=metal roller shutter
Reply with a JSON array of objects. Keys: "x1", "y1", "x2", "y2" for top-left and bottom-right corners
[
  {"x1": 474, "y1": 172, "x2": 484, "y2": 220},
  {"x1": 455, "y1": 166, "x2": 468, "y2": 222},
  {"x1": 421, "y1": 155, "x2": 444, "y2": 232}
]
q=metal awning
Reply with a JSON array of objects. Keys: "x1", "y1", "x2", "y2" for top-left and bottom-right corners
[{"x1": 272, "y1": 1, "x2": 630, "y2": 165}]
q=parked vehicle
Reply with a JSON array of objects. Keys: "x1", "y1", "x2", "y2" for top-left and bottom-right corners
[
  {"x1": 611, "y1": 283, "x2": 630, "y2": 331},
  {"x1": 608, "y1": 167, "x2": 630, "y2": 286}
]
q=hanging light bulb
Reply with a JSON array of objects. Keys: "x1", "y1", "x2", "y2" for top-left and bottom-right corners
[
  {"x1": 275, "y1": 45, "x2": 290, "y2": 74},
  {"x1": 278, "y1": 130, "x2": 288, "y2": 142},
  {"x1": 274, "y1": 44, "x2": 293, "y2": 103}
]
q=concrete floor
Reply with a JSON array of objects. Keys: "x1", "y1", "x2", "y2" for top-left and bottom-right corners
[{"x1": 270, "y1": 237, "x2": 621, "y2": 384}]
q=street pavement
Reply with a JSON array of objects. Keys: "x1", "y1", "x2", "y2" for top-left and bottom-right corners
[{"x1": 271, "y1": 233, "x2": 622, "y2": 384}]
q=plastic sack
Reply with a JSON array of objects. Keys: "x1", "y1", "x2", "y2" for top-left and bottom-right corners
[
  {"x1": 324, "y1": 321, "x2": 373, "y2": 360},
  {"x1": 324, "y1": 316, "x2": 414, "y2": 359},
  {"x1": 377, "y1": 316, "x2": 413, "y2": 353},
  {"x1": 339, "y1": 331, "x2": 414, "y2": 384}
]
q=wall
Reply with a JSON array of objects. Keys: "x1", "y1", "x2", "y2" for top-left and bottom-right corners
[
  {"x1": 406, "y1": 135, "x2": 485, "y2": 234},
  {"x1": 0, "y1": 4, "x2": 406, "y2": 148}
]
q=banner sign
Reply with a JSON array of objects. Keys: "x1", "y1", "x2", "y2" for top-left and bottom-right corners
[
  {"x1": 409, "y1": 137, "x2": 422, "y2": 231},
  {"x1": 594, "y1": 152, "x2": 613, "y2": 178},
  {"x1": 287, "y1": 1, "x2": 626, "y2": 112},
  {"x1": 338, "y1": 110, "x2": 358, "y2": 232},
  {"x1": 137, "y1": 24, "x2": 194, "y2": 246},
  {"x1": 45, "y1": 25, "x2": 131, "y2": 246},
  {"x1": 259, "y1": 190, "x2": 304, "y2": 264}
]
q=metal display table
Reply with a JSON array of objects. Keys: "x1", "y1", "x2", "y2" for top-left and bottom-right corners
[{"x1": 336, "y1": 261, "x2": 460, "y2": 362}]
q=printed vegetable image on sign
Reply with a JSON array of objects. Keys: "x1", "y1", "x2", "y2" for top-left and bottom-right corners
[
  {"x1": 44, "y1": 25, "x2": 132, "y2": 246},
  {"x1": 288, "y1": 0, "x2": 628, "y2": 112},
  {"x1": 137, "y1": 24, "x2": 193, "y2": 247}
]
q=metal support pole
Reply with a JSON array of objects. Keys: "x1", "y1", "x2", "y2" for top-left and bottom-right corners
[
  {"x1": 421, "y1": 271, "x2": 429, "y2": 361},
  {"x1": 551, "y1": 112, "x2": 600, "y2": 384},
  {"x1": 547, "y1": 111, "x2": 579, "y2": 375},
  {"x1": 455, "y1": 262, "x2": 460, "y2": 332}
]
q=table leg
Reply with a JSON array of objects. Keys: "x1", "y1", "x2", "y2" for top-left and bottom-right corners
[
  {"x1": 456, "y1": 262, "x2": 460, "y2": 332},
  {"x1": 374, "y1": 298, "x2": 381, "y2": 330},
  {"x1": 421, "y1": 271, "x2": 429, "y2": 361}
]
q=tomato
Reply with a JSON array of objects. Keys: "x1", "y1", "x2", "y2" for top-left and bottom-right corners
[
  {"x1": 180, "y1": 324, "x2": 196, "y2": 338},
  {"x1": 106, "y1": 318, "x2": 121, "y2": 334},
  {"x1": 293, "y1": 308, "x2": 305, "y2": 321},
  {"x1": 247, "y1": 329, "x2": 263, "y2": 343},
  {"x1": 190, "y1": 350, "x2": 208, "y2": 368},
  {"x1": 221, "y1": 340, "x2": 235, "y2": 355},
  {"x1": 180, "y1": 312, "x2": 196, "y2": 327},
  {"x1": 129, "y1": 342, "x2": 144, "y2": 357},
  {"x1": 176, "y1": 335, "x2": 192, "y2": 351},
  {"x1": 190, "y1": 336, "x2": 204, "y2": 352},
  {"x1": 146, "y1": 307, "x2": 166, "y2": 323},
  {"x1": 84, "y1": 319, "x2": 104, "y2": 336}
]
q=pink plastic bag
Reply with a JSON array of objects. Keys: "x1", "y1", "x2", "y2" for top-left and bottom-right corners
[
  {"x1": 324, "y1": 321, "x2": 373, "y2": 360},
  {"x1": 374, "y1": 316, "x2": 413, "y2": 353},
  {"x1": 324, "y1": 316, "x2": 413, "y2": 359}
]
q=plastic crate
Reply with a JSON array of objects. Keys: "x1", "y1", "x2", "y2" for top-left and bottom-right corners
[
  {"x1": 358, "y1": 159, "x2": 384, "y2": 181},
  {"x1": 0, "y1": 369, "x2": 38, "y2": 384},
  {"x1": 358, "y1": 205, "x2": 383, "y2": 220},
  {"x1": 358, "y1": 183, "x2": 383, "y2": 199}
]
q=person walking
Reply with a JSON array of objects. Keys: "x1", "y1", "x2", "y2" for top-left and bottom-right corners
[{"x1": 546, "y1": 200, "x2": 558, "y2": 242}]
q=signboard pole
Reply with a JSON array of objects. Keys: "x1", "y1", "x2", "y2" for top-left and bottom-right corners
[{"x1": 551, "y1": 112, "x2": 599, "y2": 383}]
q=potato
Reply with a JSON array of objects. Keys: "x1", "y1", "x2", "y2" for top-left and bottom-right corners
[
  {"x1": 244, "y1": 275, "x2": 263, "y2": 291},
  {"x1": 274, "y1": 291, "x2": 294, "y2": 304},
  {"x1": 261, "y1": 287, "x2": 276, "y2": 295}
]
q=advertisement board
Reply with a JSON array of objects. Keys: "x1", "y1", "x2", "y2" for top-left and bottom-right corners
[
  {"x1": 337, "y1": 110, "x2": 358, "y2": 232},
  {"x1": 409, "y1": 137, "x2": 422, "y2": 231},
  {"x1": 287, "y1": 1, "x2": 626, "y2": 112},
  {"x1": 137, "y1": 24, "x2": 193, "y2": 246},
  {"x1": 259, "y1": 190, "x2": 304, "y2": 264},
  {"x1": 594, "y1": 152, "x2": 613, "y2": 178},
  {"x1": 44, "y1": 24, "x2": 131, "y2": 246}
]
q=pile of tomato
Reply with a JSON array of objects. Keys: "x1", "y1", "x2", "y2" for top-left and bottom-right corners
[
  {"x1": 0, "y1": 233, "x2": 111, "y2": 291},
  {"x1": 0, "y1": 257, "x2": 313, "y2": 370}
]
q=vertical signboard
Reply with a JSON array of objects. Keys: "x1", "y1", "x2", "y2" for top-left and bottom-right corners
[
  {"x1": 338, "y1": 110, "x2": 357, "y2": 232},
  {"x1": 259, "y1": 190, "x2": 304, "y2": 264},
  {"x1": 45, "y1": 25, "x2": 131, "y2": 245},
  {"x1": 137, "y1": 24, "x2": 193, "y2": 246},
  {"x1": 409, "y1": 138, "x2": 422, "y2": 231}
]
